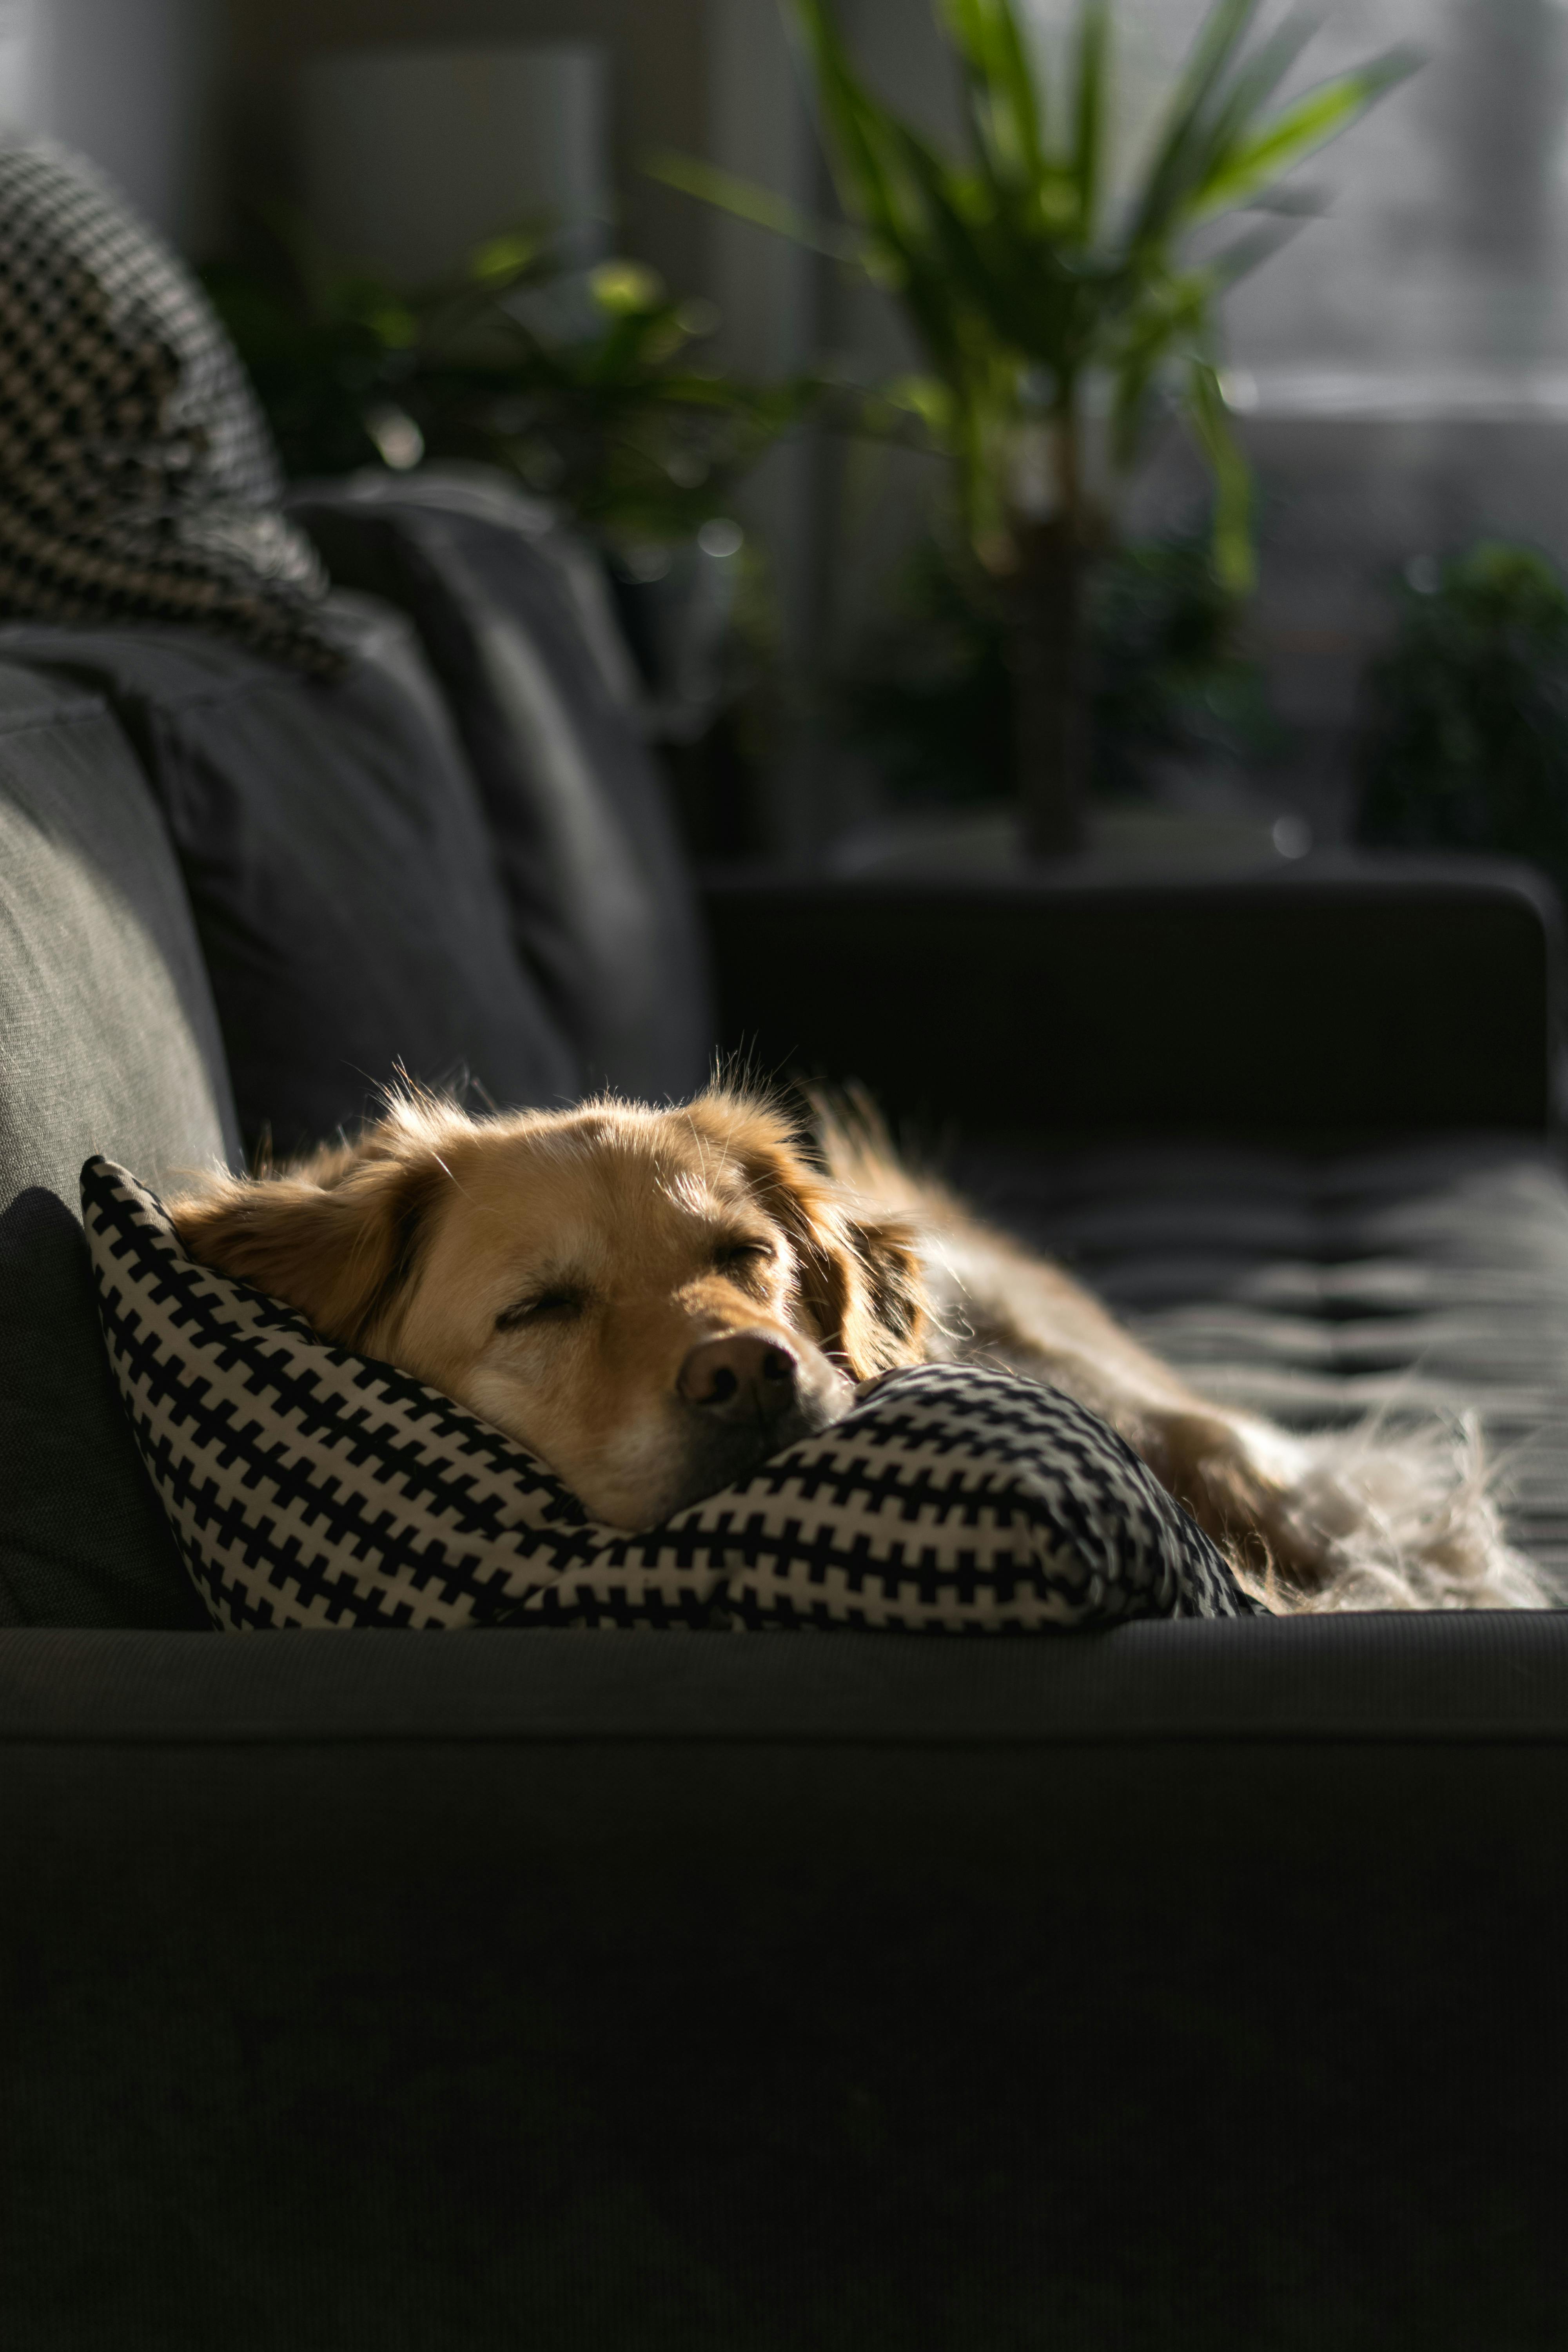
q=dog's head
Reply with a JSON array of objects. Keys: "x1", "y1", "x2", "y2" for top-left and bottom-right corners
[{"x1": 169, "y1": 1090, "x2": 927, "y2": 1528}]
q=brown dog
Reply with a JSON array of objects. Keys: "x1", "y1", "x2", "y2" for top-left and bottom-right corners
[{"x1": 169, "y1": 1087, "x2": 1546, "y2": 1610}]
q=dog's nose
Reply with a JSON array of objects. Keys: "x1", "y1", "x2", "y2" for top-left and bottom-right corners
[{"x1": 678, "y1": 1332, "x2": 800, "y2": 1424}]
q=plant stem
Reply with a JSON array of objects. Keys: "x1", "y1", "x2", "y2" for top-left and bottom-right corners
[{"x1": 1009, "y1": 401, "x2": 1090, "y2": 859}]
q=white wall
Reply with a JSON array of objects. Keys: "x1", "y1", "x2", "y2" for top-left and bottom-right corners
[{"x1": 0, "y1": 0, "x2": 225, "y2": 252}]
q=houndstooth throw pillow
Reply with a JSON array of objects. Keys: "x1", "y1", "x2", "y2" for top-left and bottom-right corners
[
  {"x1": 82, "y1": 1158, "x2": 1262, "y2": 1632},
  {"x1": 0, "y1": 139, "x2": 343, "y2": 675}
]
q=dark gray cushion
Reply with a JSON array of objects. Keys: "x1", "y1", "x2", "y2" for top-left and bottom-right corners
[
  {"x1": 0, "y1": 593, "x2": 581, "y2": 1154},
  {"x1": 289, "y1": 471, "x2": 712, "y2": 1100},
  {"x1": 0, "y1": 659, "x2": 238, "y2": 1626}
]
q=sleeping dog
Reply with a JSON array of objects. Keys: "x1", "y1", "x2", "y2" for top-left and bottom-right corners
[{"x1": 169, "y1": 1087, "x2": 1548, "y2": 1613}]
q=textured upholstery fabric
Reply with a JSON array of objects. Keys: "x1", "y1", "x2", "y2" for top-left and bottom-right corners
[
  {"x1": 0, "y1": 659, "x2": 235, "y2": 1626},
  {"x1": 0, "y1": 597, "x2": 580, "y2": 1152},
  {"x1": 290, "y1": 470, "x2": 712, "y2": 1099},
  {"x1": 83, "y1": 1156, "x2": 1254, "y2": 1631},
  {"x1": 953, "y1": 1132, "x2": 1568, "y2": 1598}
]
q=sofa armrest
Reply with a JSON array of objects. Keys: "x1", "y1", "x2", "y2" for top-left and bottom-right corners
[{"x1": 701, "y1": 850, "x2": 1563, "y2": 1138}]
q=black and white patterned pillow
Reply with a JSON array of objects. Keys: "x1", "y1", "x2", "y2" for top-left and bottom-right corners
[{"x1": 82, "y1": 1157, "x2": 1261, "y2": 1632}]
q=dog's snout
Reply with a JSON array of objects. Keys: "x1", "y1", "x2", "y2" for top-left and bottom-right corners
[{"x1": 678, "y1": 1332, "x2": 800, "y2": 1422}]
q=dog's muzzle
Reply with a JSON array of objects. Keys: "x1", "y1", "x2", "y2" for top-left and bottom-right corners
[
  {"x1": 678, "y1": 1330, "x2": 803, "y2": 1422},
  {"x1": 664, "y1": 1329, "x2": 846, "y2": 1514}
]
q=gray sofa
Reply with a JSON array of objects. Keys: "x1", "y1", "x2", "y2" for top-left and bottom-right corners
[{"x1": 3, "y1": 482, "x2": 1568, "y2": 2348}]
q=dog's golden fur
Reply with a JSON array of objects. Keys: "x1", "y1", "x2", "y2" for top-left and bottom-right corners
[
  {"x1": 169, "y1": 1087, "x2": 1550, "y2": 1610},
  {"x1": 170, "y1": 1089, "x2": 926, "y2": 1531}
]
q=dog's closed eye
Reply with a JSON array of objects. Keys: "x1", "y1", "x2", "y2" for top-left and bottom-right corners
[
  {"x1": 495, "y1": 1287, "x2": 586, "y2": 1333},
  {"x1": 712, "y1": 1238, "x2": 777, "y2": 1289}
]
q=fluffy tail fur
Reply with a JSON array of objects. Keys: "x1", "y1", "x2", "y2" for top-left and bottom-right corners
[{"x1": 1233, "y1": 1412, "x2": 1552, "y2": 1614}]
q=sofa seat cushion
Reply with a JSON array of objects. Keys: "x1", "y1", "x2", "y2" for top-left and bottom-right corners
[
  {"x1": 0, "y1": 661, "x2": 239, "y2": 1627},
  {"x1": 953, "y1": 1133, "x2": 1568, "y2": 1597},
  {"x1": 289, "y1": 470, "x2": 712, "y2": 1100},
  {"x1": 0, "y1": 597, "x2": 580, "y2": 1155},
  {"x1": 81, "y1": 1157, "x2": 1256, "y2": 1633}
]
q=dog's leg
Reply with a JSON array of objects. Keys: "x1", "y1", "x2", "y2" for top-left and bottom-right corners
[{"x1": 924, "y1": 1218, "x2": 1324, "y2": 1590}]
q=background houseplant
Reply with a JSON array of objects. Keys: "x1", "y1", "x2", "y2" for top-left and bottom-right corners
[
  {"x1": 206, "y1": 224, "x2": 824, "y2": 774},
  {"x1": 205, "y1": 224, "x2": 820, "y2": 552},
  {"x1": 842, "y1": 526, "x2": 1282, "y2": 812},
  {"x1": 659, "y1": 0, "x2": 1415, "y2": 855},
  {"x1": 1355, "y1": 542, "x2": 1568, "y2": 899}
]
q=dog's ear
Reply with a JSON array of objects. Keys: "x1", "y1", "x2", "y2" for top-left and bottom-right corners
[
  {"x1": 796, "y1": 1202, "x2": 927, "y2": 1381},
  {"x1": 167, "y1": 1135, "x2": 443, "y2": 1352},
  {"x1": 698, "y1": 1093, "x2": 928, "y2": 1379}
]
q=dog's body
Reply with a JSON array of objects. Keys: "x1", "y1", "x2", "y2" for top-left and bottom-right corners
[{"x1": 169, "y1": 1089, "x2": 1550, "y2": 1613}]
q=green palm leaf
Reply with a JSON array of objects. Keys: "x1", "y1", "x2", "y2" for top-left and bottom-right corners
[
  {"x1": 1072, "y1": 0, "x2": 1110, "y2": 238},
  {"x1": 1189, "y1": 49, "x2": 1420, "y2": 222},
  {"x1": 940, "y1": 0, "x2": 1047, "y2": 191},
  {"x1": 1130, "y1": 0, "x2": 1259, "y2": 248},
  {"x1": 1168, "y1": 11, "x2": 1322, "y2": 214},
  {"x1": 644, "y1": 150, "x2": 860, "y2": 262},
  {"x1": 1184, "y1": 356, "x2": 1253, "y2": 592}
]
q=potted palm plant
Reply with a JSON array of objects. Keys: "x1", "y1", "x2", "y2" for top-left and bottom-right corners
[{"x1": 656, "y1": 0, "x2": 1416, "y2": 855}]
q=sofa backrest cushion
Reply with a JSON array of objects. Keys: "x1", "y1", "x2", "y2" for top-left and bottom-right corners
[
  {"x1": 0, "y1": 659, "x2": 238, "y2": 1626},
  {"x1": 289, "y1": 472, "x2": 712, "y2": 1101},
  {"x1": 0, "y1": 595, "x2": 581, "y2": 1156}
]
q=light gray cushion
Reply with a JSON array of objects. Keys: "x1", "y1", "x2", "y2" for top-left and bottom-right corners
[{"x1": 0, "y1": 658, "x2": 238, "y2": 1625}]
